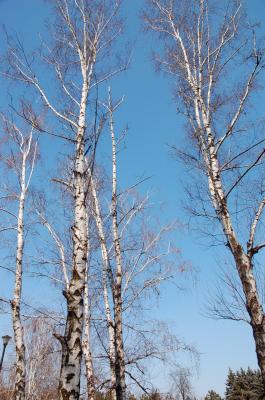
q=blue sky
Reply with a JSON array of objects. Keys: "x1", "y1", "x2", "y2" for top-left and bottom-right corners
[{"x1": 0, "y1": 0, "x2": 264, "y2": 398}]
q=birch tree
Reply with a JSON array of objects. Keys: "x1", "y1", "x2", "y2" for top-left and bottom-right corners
[
  {"x1": 4, "y1": 1, "x2": 125, "y2": 398},
  {"x1": 105, "y1": 92, "x2": 126, "y2": 400},
  {"x1": 144, "y1": 0, "x2": 265, "y2": 390},
  {"x1": 83, "y1": 255, "x2": 96, "y2": 400},
  {"x1": 0, "y1": 116, "x2": 37, "y2": 400},
  {"x1": 86, "y1": 92, "x2": 177, "y2": 399},
  {"x1": 35, "y1": 195, "x2": 97, "y2": 400},
  {"x1": 88, "y1": 170, "x2": 117, "y2": 400}
]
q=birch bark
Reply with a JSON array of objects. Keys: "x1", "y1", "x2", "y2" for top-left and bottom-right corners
[
  {"x1": 58, "y1": 74, "x2": 89, "y2": 400},
  {"x1": 109, "y1": 96, "x2": 126, "y2": 400},
  {"x1": 90, "y1": 174, "x2": 117, "y2": 400},
  {"x1": 12, "y1": 152, "x2": 27, "y2": 400},
  {"x1": 10, "y1": 128, "x2": 36, "y2": 400},
  {"x1": 83, "y1": 236, "x2": 95, "y2": 400}
]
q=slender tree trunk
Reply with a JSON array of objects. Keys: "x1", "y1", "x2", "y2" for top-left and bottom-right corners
[
  {"x1": 113, "y1": 290, "x2": 126, "y2": 400},
  {"x1": 227, "y1": 231, "x2": 265, "y2": 389},
  {"x1": 58, "y1": 78, "x2": 88, "y2": 400},
  {"x1": 90, "y1": 175, "x2": 117, "y2": 400},
  {"x1": 83, "y1": 256, "x2": 95, "y2": 400},
  {"x1": 110, "y1": 102, "x2": 126, "y2": 400},
  {"x1": 12, "y1": 155, "x2": 27, "y2": 400},
  {"x1": 238, "y1": 259, "x2": 265, "y2": 388},
  {"x1": 207, "y1": 128, "x2": 265, "y2": 391}
]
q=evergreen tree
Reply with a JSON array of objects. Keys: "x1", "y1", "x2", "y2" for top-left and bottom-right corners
[
  {"x1": 225, "y1": 368, "x2": 264, "y2": 400},
  {"x1": 204, "y1": 390, "x2": 222, "y2": 400}
]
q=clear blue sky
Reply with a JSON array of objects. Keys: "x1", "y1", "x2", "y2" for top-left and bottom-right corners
[{"x1": 0, "y1": 0, "x2": 264, "y2": 398}]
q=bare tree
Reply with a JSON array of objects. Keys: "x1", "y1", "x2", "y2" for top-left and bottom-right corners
[
  {"x1": 0, "y1": 317, "x2": 60, "y2": 400},
  {"x1": 144, "y1": 0, "x2": 265, "y2": 390},
  {"x1": 0, "y1": 115, "x2": 37, "y2": 400},
  {"x1": 169, "y1": 368, "x2": 194, "y2": 400},
  {"x1": 86, "y1": 90, "x2": 184, "y2": 400},
  {"x1": 24, "y1": 318, "x2": 60, "y2": 400},
  {"x1": 4, "y1": 0, "x2": 125, "y2": 398},
  {"x1": 103, "y1": 92, "x2": 174, "y2": 399},
  {"x1": 88, "y1": 169, "x2": 117, "y2": 400},
  {"x1": 105, "y1": 92, "x2": 126, "y2": 400}
]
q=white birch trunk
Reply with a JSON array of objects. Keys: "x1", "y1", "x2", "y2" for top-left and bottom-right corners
[
  {"x1": 58, "y1": 73, "x2": 89, "y2": 400},
  {"x1": 109, "y1": 103, "x2": 126, "y2": 400},
  {"x1": 12, "y1": 153, "x2": 27, "y2": 400},
  {"x1": 90, "y1": 175, "x2": 117, "y2": 400},
  {"x1": 83, "y1": 243, "x2": 95, "y2": 400}
]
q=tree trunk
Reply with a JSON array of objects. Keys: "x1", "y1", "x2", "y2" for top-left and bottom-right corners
[
  {"x1": 209, "y1": 125, "x2": 265, "y2": 392},
  {"x1": 110, "y1": 102, "x2": 126, "y2": 400},
  {"x1": 208, "y1": 148, "x2": 265, "y2": 391},
  {"x1": 113, "y1": 291, "x2": 126, "y2": 400},
  {"x1": 58, "y1": 79, "x2": 88, "y2": 400},
  {"x1": 210, "y1": 155, "x2": 265, "y2": 390},
  {"x1": 252, "y1": 321, "x2": 265, "y2": 390},
  {"x1": 90, "y1": 174, "x2": 117, "y2": 400},
  {"x1": 195, "y1": 85, "x2": 265, "y2": 390},
  {"x1": 232, "y1": 247, "x2": 265, "y2": 390},
  {"x1": 83, "y1": 267, "x2": 95, "y2": 400},
  {"x1": 12, "y1": 155, "x2": 27, "y2": 400}
]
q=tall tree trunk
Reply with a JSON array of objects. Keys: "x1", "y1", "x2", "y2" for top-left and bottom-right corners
[
  {"x1": 83, "y1": 257, "x2": 95, "y2": 400},
  {"x1": 12, "y1": 154, "x2": 27, "y2": 400},
  {"x1": 58, "y1": 78, "x2": 88, "y2": 400},
  {"x1": 207, "y1": 125, "x2": 265, "y2": 391},
  {"x1": 238, "y1": 260, "x2": 265, "y2": 388},
  {"x1": 110, "y1": 100, "x2": 126, "y2": 400},
  {"x1": 90, "y1": 174, "x2": 117, "y2": 400},
  {"x1": 113, "y1": 290, "x2": 126, "y2": 400}
]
